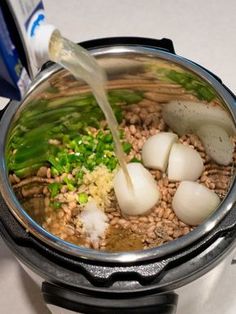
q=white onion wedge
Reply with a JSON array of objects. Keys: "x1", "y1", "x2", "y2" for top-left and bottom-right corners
[
  {"x1": 168, "y1": 143, "x2": 204, "y2": 181},
  {"x1": 197, "y1": 124, "x2": 233, "y2": 166},
  {"x1": 142, "y1": 132, "x2": 178, "y2": 171},
  {"x1": 162, "y1": 100, "x2": 235, "y2": 135},
  {"x1": 172, "y1": 181, "x2": 220, "y2": 225},
  {"x1": 113, "y1": 163, "x2": 160, "y2": 216}
]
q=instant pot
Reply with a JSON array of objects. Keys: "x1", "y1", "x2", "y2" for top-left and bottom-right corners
[{"x1": 0, "y1": 37, "x2": 236, "y2": 314}]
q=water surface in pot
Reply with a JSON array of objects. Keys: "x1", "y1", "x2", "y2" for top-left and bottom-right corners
[{"x1": 5, "y1": 50, "x2": 236, "y2": 254}]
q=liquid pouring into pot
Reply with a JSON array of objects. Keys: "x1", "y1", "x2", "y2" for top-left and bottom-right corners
[{"x1": 48, "y1": 31, "x2": 133, "y2": 190}]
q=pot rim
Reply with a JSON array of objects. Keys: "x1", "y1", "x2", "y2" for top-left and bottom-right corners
[{"x1": 0, "y1": 44, "x2": 236, "y2": 263}]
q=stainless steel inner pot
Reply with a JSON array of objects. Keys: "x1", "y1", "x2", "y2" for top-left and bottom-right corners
[{"x1": 0, "y1": 43, "x2": 236, "y2": 263}]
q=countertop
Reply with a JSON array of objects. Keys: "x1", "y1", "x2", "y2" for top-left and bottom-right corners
[{"x1": 0, "y1": 0, "x2": 236, "y2": 313}]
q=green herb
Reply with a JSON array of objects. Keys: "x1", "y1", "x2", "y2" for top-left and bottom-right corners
[
  {"x1": 166, "y1": 70, "x2": 216, "y2": 101},
  {"x1": 48, "y1": 182, "x2": 61, "y2": 198},
  {"x1": 122, "y1": 142, "x2": 132, "y2": 154},
  {"x1": 13, "y1": 163, "x2": 46, "y2": 178},
  {"x1": 75, "y1": 170, "x2": 84, "y2": 184},
  {"x1": 130, "y1": 157, "x2": 141, "y2": 163},
  {"x1": 63, "y1": 177, "x2": 76, "y2": 191},
  {"x1": 7, "y1": 90, "x2": 141, "y2": 178},
  {"x1": 103, "y1": 133, "x2": 113, "y2": 143},
  {"x1": 51, "y1": 167, "x2": 59, "y2": 177},
  {"x1": 52, "y1": 201, "x2": 62, "y2": 209},
  {"x1": 106, "y1": 158, "x2": 117, "y2": 171},
  {"x1": 108, "y1": 89, "x2": 144, "y2": 104},
  {"x1": 78, "y1": 193, "x2": 88, "y2": 204}
]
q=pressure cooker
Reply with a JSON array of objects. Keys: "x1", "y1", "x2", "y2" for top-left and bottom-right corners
[{"x1": 0, "y1": 37, "x2": 236, "y2": 314}]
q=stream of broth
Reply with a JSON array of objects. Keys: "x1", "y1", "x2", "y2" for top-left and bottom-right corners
[{"x1": 49, "y1": 31, "x2": 132, "y2": 189}]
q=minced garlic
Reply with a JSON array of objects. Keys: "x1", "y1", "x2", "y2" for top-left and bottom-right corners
[{"x1": 81, "y1": 165, "x2": 115, "y2": 209}]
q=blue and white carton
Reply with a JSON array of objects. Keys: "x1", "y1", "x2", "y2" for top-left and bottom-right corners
[{"x1": 0, "y1": 0, "x2": 46, "y2": 100}]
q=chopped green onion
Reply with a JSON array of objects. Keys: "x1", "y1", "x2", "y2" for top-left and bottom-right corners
[
  {"x1": 48, "y1": 182, "x2": 61, "y2": 198},
  {"x1": 123, "y1": 142, "x2": 132, "y2": 154},
  {"x1": 52, "y1": 201, "x2": 62, "y2": 209},
  {"x1": 130, "y1": 157, "x2": 141, "y2": 163},
  {"x1": 103, "y1": 134, "x2": 113, "y2": 143},
  {"x1": 63, "y1": 177, "x2": 75, "y2": 191},
  {"x1": 78, "y1": 193, "x2": 88, "y2": 204},
  {"x1": 166, "y1": 70, "x2": 216, "y2": 101}
]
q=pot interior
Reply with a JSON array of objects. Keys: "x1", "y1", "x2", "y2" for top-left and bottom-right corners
[{"x1": 4, "y1": 47, "x2": 236, "y2": 259}]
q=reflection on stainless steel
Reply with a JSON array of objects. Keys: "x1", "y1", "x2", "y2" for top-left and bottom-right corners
[{"x1": 0, "y1": 46, "x2": 235, "y2": 262}]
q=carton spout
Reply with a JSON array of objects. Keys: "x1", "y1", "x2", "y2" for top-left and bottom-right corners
[{"x1": 32, "y1": 24, "x2": 58, "y2": 67}]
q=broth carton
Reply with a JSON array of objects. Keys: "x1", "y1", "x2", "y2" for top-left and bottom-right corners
[{"x1": 0, "y1": 0, "x2": 48, "y2": 100}]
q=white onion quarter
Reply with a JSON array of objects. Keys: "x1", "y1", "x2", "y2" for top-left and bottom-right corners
[
  {"x1": 172, "y1": 181, "x2": 220, "y2": 225},
  {"x1": 113, "y1": 163, "x2": 160, "y2": 216},
  {"x1": 142, "y1": 132, "x2": 178, "y2": 171},
  {"x1": 168, "y1": 143, "x2": 204, "y2": 181},
  {"x1": 197, "y1": 124, "x2": 233, "y2": 166}
]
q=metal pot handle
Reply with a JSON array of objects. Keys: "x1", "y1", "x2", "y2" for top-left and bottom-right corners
[
  {"x1": 42, "y1": 281, "x2": 178, "y2": 314},
  {"x1": 0, "y1": 194, "x2": 31, "y2": 242},
  {"x1": 79, "y1": 37, "x2": 176, "y2": 54}
]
